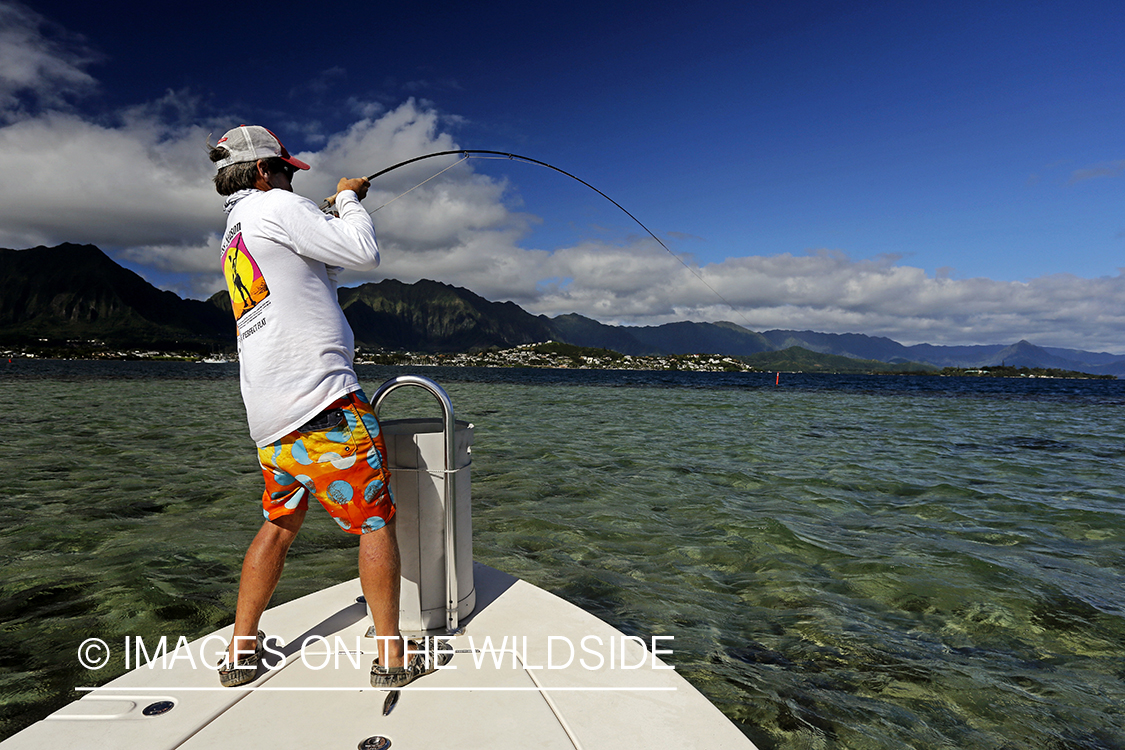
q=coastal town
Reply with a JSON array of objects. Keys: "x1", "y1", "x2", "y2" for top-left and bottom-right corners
[
  {"x1": 5, "y1": 340, "x2": 1114, "y2": 378},
  {"x1": 354, "y1": 341, "x2": 751, "y2": 372},
  {"x1": 2, "y1": 340, "x2": 751, "y2": 372}
]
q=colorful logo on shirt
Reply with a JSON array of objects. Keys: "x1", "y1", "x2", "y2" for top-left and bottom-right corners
[{"x1": 222, "y1": 233, "x2": 269, "y2": 321}]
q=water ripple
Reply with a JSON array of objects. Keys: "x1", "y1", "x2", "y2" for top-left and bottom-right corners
[{"x1": 0, "y1": 365, "x2": 1122, "y2": 748}]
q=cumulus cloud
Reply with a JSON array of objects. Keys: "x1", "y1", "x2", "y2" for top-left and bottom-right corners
[
  {"x1": 0, "y1": 106, "x2": 222, "y2": 249},
  {"x1": 3, "y1": 6, "x2": 1125, "y2": 353},
  {"x1": 293, "y1": 102, "x2": 517, "y2": 243}
]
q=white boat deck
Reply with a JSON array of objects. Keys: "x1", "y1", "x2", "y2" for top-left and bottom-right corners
[{"x1": 3, "y1": 563, "x2": 755, "y2": 749}]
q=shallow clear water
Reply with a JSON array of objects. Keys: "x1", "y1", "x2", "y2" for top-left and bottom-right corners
[{"x1": 1, "y1": 361, "x2": 1123, "y2": 748}]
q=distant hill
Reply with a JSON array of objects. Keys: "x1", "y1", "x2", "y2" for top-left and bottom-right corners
[
  {"x1": 752, "y1": 329, "x2": 1125, "y2": 376},
  {"x1": 546, "y1": 313, "x2": 662, "y2": 355},
  {"x1": 2, "y1": 244, "x2": 1123, "y2": 376},
  {"x1": 338, "y1": 278, "x2": 553, "y2": 352},
  {"x1": 541, "y1": 315, "x2": 774, "y2": 356},
  {"x1": 0, "y1": 244, "x2": 229, "y2": 350},
  {"x1": 629, "y1": 321, "x2": 774, "y2": 356},
  {"x1": 760, "y1": 329, "x2": 912, "y2": 362},
  {"x1": 743, "y1": 346, "x2": 936, "y2": 374}
]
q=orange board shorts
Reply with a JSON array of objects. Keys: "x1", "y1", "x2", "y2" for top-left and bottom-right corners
[{"x1": 257, "y1": 390, "x2": 395, "y2": 534}]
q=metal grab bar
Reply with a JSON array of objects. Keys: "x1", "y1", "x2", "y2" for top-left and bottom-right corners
[{"x1": 372, "y1": 375, "x2": 460, "y2": 632}]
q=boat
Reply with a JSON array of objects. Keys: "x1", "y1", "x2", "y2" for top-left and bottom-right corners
[{"x1": 1, "y1": 376, "x2": 757, "y2": 749}]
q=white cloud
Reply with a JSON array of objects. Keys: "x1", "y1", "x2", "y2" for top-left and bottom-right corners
[
  {"x1": 0, "y1": 108, "x2": 222, "y2": 249},
  {"x1": 0, "y1": 12, "x2": 225, "y2": 252},
  {"x1": 116, "y1": 235, "x2": 226, "y2": 300},
  {"x1": 369, "y1": 233, "x2": 1125, "y2": 351},
  {"x1": 0, "y1": 2, "x2": 98, "y2": 120}
]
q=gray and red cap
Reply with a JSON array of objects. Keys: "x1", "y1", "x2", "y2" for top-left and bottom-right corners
[{"x1": 213, "y1": 125, "x2": 310, "y2": 171}]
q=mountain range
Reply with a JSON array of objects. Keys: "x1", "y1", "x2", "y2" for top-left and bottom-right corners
[{"x1": 4, "y1": 243, "x2": 1124, "y2": 376}]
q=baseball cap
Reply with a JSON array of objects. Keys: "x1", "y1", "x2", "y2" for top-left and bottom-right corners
[{"x1": 213, "y1": 125, "x2": 310, "y2": 171}]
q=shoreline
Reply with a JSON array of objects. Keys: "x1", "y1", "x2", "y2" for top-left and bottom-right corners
[{"x1": 3, "y1": 343, "x2": 1116, "y2": 379}]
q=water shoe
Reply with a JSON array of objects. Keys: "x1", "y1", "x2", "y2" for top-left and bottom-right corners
[
  {"x1": 217, "y1": 630, "x2": 265, "y2": 687},
  {"x1": 370, "y1": 639, "x2": 452, "y2": 688}
]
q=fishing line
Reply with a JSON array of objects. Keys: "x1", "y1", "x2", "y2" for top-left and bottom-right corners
[
  {"x1": 367, "y1": 154, "x2": 469, "y2": 213},
  {"x1": 324, "y1": 149, "x2": 753, "y2": 329}
]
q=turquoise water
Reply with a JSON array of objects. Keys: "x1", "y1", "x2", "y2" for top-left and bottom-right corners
[{"x1": 1, "y1": 361, "x2": 1123, "y2": 748}]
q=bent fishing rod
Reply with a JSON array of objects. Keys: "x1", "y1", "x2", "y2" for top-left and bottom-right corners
[
  {"x1": 319, "y1": 149, "x2": 749, "y2": 327},
  {"x1": 321, "y1": 150, "x2": 659, "y2": 234}
]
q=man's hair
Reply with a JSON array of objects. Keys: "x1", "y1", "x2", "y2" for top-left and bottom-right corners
[{"x1": 209, "y1": 147, "x2": 289, "y2": 196}]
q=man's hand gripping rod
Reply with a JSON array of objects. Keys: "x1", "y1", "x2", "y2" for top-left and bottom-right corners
[{"x1": 320, "y1": 176, "x2": 372, "y2": 213}]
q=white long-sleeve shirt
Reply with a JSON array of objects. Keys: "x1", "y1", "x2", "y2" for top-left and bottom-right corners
[{"x1": 220, "y1": 187, "x2": 379, "y2": 446}]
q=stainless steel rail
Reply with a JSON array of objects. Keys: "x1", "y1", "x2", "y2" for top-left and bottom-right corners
[{"x1": 371, "y1": 375, "x2": 460, "y2": 632}]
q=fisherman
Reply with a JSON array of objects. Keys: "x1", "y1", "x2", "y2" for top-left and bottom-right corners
[{"x1": 208, "y1": 125, "x2": 430, "y2": 689}]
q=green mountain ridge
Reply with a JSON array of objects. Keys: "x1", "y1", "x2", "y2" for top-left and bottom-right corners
[
  {"x1": 2, "y1": 244, "x2": 1123, "y2": 376},
  {"x1": 0, "y1": 244, "x2": 229, "y2": 349},
  {"x1": 339, "y1": 279, "x2": 553, "y2": 352}
]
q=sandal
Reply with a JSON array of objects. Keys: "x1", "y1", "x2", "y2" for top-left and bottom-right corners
[{"x1": 217, "y1": 630, "x2": 265, "y2": 687}]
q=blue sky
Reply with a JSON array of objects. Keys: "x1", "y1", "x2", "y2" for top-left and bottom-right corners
[{"x1": 3, "y1": 0, "x2": 1125, "y2": 350}]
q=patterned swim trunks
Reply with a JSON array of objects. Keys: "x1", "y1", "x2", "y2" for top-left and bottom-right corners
[{"x1": 257, "y1": 390, "x2": 394, "y2": 534}]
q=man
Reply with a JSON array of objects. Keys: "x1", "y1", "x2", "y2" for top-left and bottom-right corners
[{"x1": 208, "y1": 125, "x2": 427, "y2": 689}]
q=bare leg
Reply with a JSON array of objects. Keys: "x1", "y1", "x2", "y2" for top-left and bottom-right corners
[
  {"x1": 359, "y1": 517, "x2": 403, "y2": 668},
  {"x1": 226, "y1": 508, "x2": 306, "y2": 663}
]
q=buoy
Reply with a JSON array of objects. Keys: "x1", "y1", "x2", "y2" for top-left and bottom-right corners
[{"x1": 775, "y1": 372, "x2": 780, "y2": 385}]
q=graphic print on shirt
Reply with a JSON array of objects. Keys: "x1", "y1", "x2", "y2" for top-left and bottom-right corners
[{"x1": 222, "y1": 232, "x2": 270, "y2": 322}]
